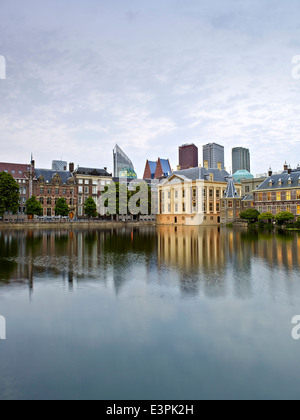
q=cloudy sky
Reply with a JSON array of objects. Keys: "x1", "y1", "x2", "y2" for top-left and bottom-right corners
[{"x1": 0, "y1": 0, "x2": 300, "y2": 177}]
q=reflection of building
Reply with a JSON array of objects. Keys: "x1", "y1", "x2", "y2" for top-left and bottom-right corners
[
  {"x1": 0, "y1": 161, "x2": 32, "y2": 218},
  {"x1": 157, "y1": 167, "x2": 237, "y2": 226},
  {"x1": 232, "y1": 147, "x2": 250, "y2": 174},
  {"x1": 143, "y1": 158, "x2": 172, "y2": 180},
  {"x1": 253, "y1": 164, "x2": 300, "y2": 218},
  {"x1": 113, "y1": 144, "x2": 137, "y2": 179},
  {"x1": 73, "y1": 167, "x2": 112, "y2": 218},
  {"x1": 203, "y1": 143, "x2": 224, "y2": 170},
  {"x1": 179, "y1": 144, "x2": 198, "y2": 170}
]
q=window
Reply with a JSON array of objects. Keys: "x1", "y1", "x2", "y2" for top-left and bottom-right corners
[
  {"x1": 161, "y1": 192, "x2": 165, "y2": 201},
  {"x1": 85, "y1": 186, "x2": 89, "y2": 194},
  {"x1": 228, "y1": 210, "x2": 233, "y2": 219},
  {"x1": 267, "y1": 206, "x2": 271, "y2": 213},
  {"x1": 23, "y1": 187, "x2": 26, "y2": 195},
  {"x1": 63, "y1": 188, "x2": 67, "y2": 195},
  {"x1": 93, "y1": 180, "x2": 98, "y2": 185},
  {"x1": 286, "y1": 191, "x2": 291, "y2": 201},
  {"x1": 192, "y1": 188, "x2": 197, "y2": 199},
  {"x1": 287, "y1": 205, "x2": 291, "y2": 213},
  {"x1": 78, "y1": 186, "x2": 83, "y2": 194},
  {"x1": 209, "y1": 202, "x2": 213, "y2": 212},
  {"x1": 203, "y1": 202, "x2": 206, "y2": 212},
  {"x1": 92, "y1": 186, "x2": 97, "y2": 195},
  {"x1": 276, "y1": 192, "x2": 281, "y2": 201},
  {"x1": 175, "y1": 204, "x2": 178, "y2": 213},
  {"x1": 70, "y1": 199, "x2": 74, "y2": 206},
  {"x1": 267, "y1": 192, "x2": 272, "y2": 201},
  {"x1": 182, "y1": 189, "x2": 185, "y2": 198},
  {"x1": 47, "y1": 198, "x2": 52, "y2": 205},
  {"x1": 216, "y1": 203, "x2": 220, "y2": 212},
  {"x1": 216, "y1": 189, "x2": 220, "y2": 199},
  {"x1": 221, "y1": 201, "x2": 225, "y2": 209},
  {"x1": 258, "y1": 193, "x2": 263, "y2": 202},
  {"x1": 85, "y1": 180, "x2": 89, "y2": 185},
  {"x1": 236, "y1": 201, "x2": 240, "y2": 209},
  {"x1": 228, "y1": 201, "x2": 233, "y2": 208},
  {"x1": 277, "y1": 206, "x2": 281, "y2": 214},
  {"x1": 39, "y1": 197, "x2": 44, "y2": 205},
  {"x1": 78, "y1": 207, "x2": 83, "y2": 216},
  {"x1": 175, "y1": 190, "x2": 178, "y2": 199},
  {"x1": 55, "y1": 188, "x2": 59, "y2": 195},
  {"x1": 47, "y1": 208, "x2": 52, "y2": 217},
  {"x1": 297, "y1": 190, "x2": 300, "y2": 200},
  {"x1": 78, "y1": 179, "x2": 83, "y2": 185},
  {"x1": 259, "y1": 206, "x2": 263, "y2": 213},
  {"x1": 47, "y1": 188, "x2": 52, "y2": 195},
  {"x1": 40, "y1": 188, "x2": 44, "y2": 194},
  {"x1": 168, "y1": 204, "x2": 171, "y2": 213},
  {"x1": 245, "y1": 186, "x2": 250, "y2": 193},
  {"x1": 168, "y1": 191, "x2": 171, "y2": 200},
  {"x1": 209, "y1": 189, "x2": 214, "y2": 199},
  {"x1": 203, "y1": 188, "x2": 206, "y2": 198},
  {"x1": 23, "y1": 197, "x2": 26, "y2": 204},
  {"x1": 183, "y1": 203, "x2": 186, "y2": 213},
  {"x1": 297, "y1": 205, "x2": 300, "y2": 215},
  {"x1": 209, "y1": 174, "x2": 214, "y2": 182}
]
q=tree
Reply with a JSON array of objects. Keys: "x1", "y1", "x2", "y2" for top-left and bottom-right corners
[
  {"x1": 55, "y1": 198, "x2": 70, "y2": 217},
  {"x1": 239, "y1": 209, "x2": 260, "y2": 224},
  {"x1": 25, "y1": 196, "x2": 43, "y2": 217},
  {"x1": 275, "y1": 211, "x2": 295, "y2": 226},
  {"x1": 0, "y1": 172, "x2": 20, "y2": 217},
  {"x1": 258, "y1": 212, "x2": 274, "y2": 223},
  {"x1": 84, "y1": 197, "x2": 97, "y2": 218}
]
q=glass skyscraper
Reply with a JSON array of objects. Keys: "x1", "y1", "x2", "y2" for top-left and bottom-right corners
[
  {"x1": 232, "y1": 147, "x2": 250, "y2": 174},
  {"x1": 113, "y1": 144, "x2": 137, "y2": 179},
  {"x1": 203, "y1": 143, "x2": 224, "y2": 169}
]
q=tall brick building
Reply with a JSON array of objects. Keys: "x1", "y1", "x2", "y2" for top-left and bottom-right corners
[{"x1": 179, "y1": 144, "x2": 198, "y2": 170}]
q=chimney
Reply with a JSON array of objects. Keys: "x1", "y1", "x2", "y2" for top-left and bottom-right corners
[
  {"x1": 288, "y1": 166, "x2": 292, "y2": 175},
  {"x1": 204, "y1": 160, "x2": 209, "y2": 170},
  {"x1": 217, "y1": 162, "x2": 222, "y2": 171},
  {"x1": 284, "y1": 162, "x2": 288, "y2": 171},
  {"x1": 31, "y1": 160, "x2": 35, "y2": 169},
  {"x1": 268, "y1": 168, "x2": 273, "y2": 177},
  {"x1": 104, "y1": 167, "x2": 108, "y2": 172},
  {"x1": 63, "y1": 166, "x2": 67, "y2": 171},
  {"x1": 69, "y1": 162, "x2": 74, "y2": 173}
]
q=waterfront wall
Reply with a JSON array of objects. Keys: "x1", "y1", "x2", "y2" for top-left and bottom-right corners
[{"x1": 0, "y1": 221, "x2": 156, "y2": 230}]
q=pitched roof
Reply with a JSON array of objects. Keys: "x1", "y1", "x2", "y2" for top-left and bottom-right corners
[
  {"x1": 75, "y1": 167, "x2": 111, "y2": 177},
  {"x1": 171, "y1": 167, "x2": 230, "y2": 182},
  {"x1": 224, "y1": 176, "x2": 240, "y2": 198},
  {"x1": 0, "y1": 162, "x2": 31, "y2": 179},
  {"x1": 35, "y1": 169, "x2": 73, "y2": 184},
  {"x1": 159, "y1": 159, "x2": 172, "y2": 176},
  {"x1": 148, "y1": 161, "x2": 157, "y2": 176},
  {"x1": 256, "y1": 169, "x2": 300, "y2": 190}
]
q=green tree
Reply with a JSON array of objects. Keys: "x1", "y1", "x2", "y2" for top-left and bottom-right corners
[
  {"x1": 0, "y1": 172, "x2": 20, "y2": 217},
  {"x1": 55, "y1": 198, "x2": 70, "y2": 217},
  {"x1": 239, "y1": 208, "x2": 260, "y2": 224},
  {"x1": 275, "y1": 211, "x2": 295, "y2": 226},
  {"x1": 258, "y1": 212, "x2": 274, "y2": 223},
  {"x1": 84, "y1": 197, "x2": 97, "y2": 218},
  {"x1": 25, "y1": 196, "x2": 43, "y2": 217}
]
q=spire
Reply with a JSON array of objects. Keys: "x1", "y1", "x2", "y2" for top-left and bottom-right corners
[{"x1": 223, "y1": 176, "x2": 239, "y2": 198}]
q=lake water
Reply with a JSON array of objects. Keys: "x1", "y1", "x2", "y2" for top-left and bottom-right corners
[{"x1": 0, "y1": 226, "x2": 300, "y2": 400}]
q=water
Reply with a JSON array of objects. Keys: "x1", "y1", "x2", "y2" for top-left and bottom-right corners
[{"x1": 0, "y1": 226, "x2": 300, "y2": 400}]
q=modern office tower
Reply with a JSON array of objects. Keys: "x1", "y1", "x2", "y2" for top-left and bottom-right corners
[
  {"x1": 113, "y1": 144, "x2": 137, "y2": 179},
  {"x1": 203, "y1": 143, "x2": 224, "y2": 169},
  {"x1": 179, "y1": 144, "x2": 198, "y2": 170},
  {"x1": 52, "y1": 160, "x2": 68, "y2": 171},
  {"x1": 232, "y1": 147, "x2": 250, "y2": 174}
]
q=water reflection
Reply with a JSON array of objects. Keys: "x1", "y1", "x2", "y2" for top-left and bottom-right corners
[{"x1": 0, "y1": 227, "x2": 300, "y2": 300}]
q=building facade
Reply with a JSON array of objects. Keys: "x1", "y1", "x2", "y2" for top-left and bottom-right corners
[
  {"x1": 232, "y1": 147, "x2": 250, "y2": 174},
  {"x1": 33, "y1": 167, "x2": 76, "y2": 218},
  {"x1": 203, "y1": 143, "x2": 224, "y2": 170},
  {"x1": 74, "y1": 167, "x2": 112, "y2": 218},
  {"x1": 157, "y1": 167, "x2": 240, "y2": 226},
  {"x1": 0, "y1": 161, "x2": 33, "y2": 217},
  {"x1": 179, "y1": 144, "x2": 198, "y2": 170},
  {"x1": 253, "y1": 165, "x2": 300, "y2": 219}
]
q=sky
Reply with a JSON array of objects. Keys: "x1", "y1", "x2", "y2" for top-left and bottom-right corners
[{"x1": 1, "y1": 0, "x2": 300, "y2": 177}]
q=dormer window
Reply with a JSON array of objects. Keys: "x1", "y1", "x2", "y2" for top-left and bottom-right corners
[
  {"x1": 269, "y1": 179, "x2": 274, "y2": 187},
  {"x1": 288, "y1": 177, "x2": 293, "y2": 185},
  {"x1": 209, "y1": 174, "x2": 214, "y2": 182},
  {"x1": 278, "y1": 178, "x2": 283, "y2": 186}
]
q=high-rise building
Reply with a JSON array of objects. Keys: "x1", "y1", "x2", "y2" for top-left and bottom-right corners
[
  {"x1": 52, "y1": 160, "x2": 68, "y2": 171},
  {"x1": 232, "y1": 147, "x2": 250, "y2": 174},
  {"x1": 179, "y1": 144, "x2": 198, "y2": 170},
  {"x1": 113, "y1": 144, "x2": 137, "y2": 179},
  {"x1": 203, "y1": 143, "x2": 224, "y2": 169}
]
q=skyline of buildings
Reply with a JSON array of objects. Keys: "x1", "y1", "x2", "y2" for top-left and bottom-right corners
[
  {"x1": 232, "y1": 147, "x2": 251, "y2": 174},
  {"x1": 179, "y1": 144, "x2": 199, "y2": 170},
  {"x1": 203, "y1": 143, "x2": 225, "y2": 170}
]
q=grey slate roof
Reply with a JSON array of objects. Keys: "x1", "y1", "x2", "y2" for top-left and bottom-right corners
[
  {"x1": 242, "y1": 194, "x2": 254, "y2": 201},
  {"x1": 171, "y1": 167, "x2": 230, "y2": 182},
  {"x1": 256, "y1": 169, "x2": 300, "y2": 190},
  {"x1": 224, "y1": 176, "x2": 240, "y2": 198},
  {"x1": 35, "y1": 169, "x2": 73, "y2": 184},
  {"x1": 75, "y1": 167, "x2": 111, "y2": 177}
]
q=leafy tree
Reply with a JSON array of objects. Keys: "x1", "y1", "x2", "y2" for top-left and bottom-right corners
[
  {"x1": 0, "y1": 172, "x2": 20, "y2": 217},
  {"x1": 84, "y1": 197, "x2": 97, "y2": 218},
  {"x1": 275, "y1": 211, "x2": 295, "y2": 226},
  {"x1": 25, "y1": 196, "x2": 43, "y2": 217},
  {"x1": 55, "y1": 198, "x2": 70, "y2": 217},
  {"x1": 239, "y1": 209, "x2": 260, "y2": 224},
  {"x1": 258, "y1": 212, "x2": 274, "y2": 223}
]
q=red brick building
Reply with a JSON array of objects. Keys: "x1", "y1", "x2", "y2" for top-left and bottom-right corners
[
  {"x1": 179, "y1": 144, "x2": 198, "y2": 170},
  {"x1": 0, "y1": 162, "x2": 32, "y2": 216}
]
